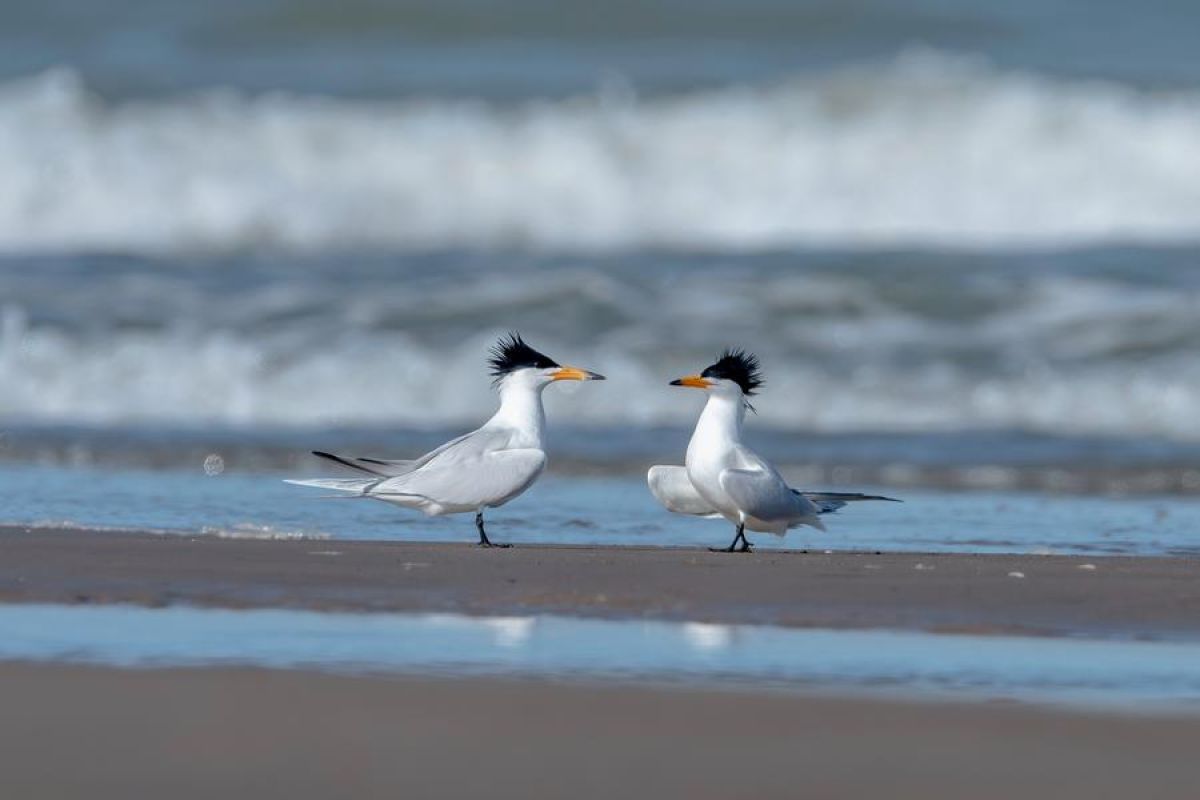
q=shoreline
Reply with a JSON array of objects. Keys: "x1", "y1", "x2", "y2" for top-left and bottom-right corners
[
  {"x1": 3, "y1": 525, "x2": 1197, "y2": 638},
  {"x1": 7, "y1": 425, "x2": 1200, "y2": 497},
  {"x1": 3, "y1": 663, "x2": 1200, "y2": 799}
]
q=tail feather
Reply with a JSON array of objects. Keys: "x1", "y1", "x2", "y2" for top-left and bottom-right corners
[
  {"x1": 283, "y1": 477, "x2": 381, "y2": 495},
  {"x1": 796, "y1": 490, "x2": 902, "y2": 514}
]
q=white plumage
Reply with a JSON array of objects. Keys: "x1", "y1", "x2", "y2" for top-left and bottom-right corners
[
  {"x1": 648, "y1": 350, "x2": 898, "y2": 552},
  {"x1": 286, "y1": 334, "x2": 603, "y2": 547}
]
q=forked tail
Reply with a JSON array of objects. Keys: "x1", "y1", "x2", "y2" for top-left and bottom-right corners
[{"x1": 283, "y1": 477, "x2": 381, "y2": 497}]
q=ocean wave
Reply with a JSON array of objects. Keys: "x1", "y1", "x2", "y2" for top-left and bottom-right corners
[
  {"x1": 3, "y1": 331, "x2": 1198, "y2": 437},
  {"x1": 4, "y1": 255, "x2": 1200, "y2": 440},
  {"x1": 4, "y1": 51, "x2": 1200, "y2": 253}
]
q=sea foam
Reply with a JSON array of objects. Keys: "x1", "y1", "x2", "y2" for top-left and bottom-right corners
[
  {"x1": 3, "y1": 51, "x2": 1200, "y2": 254},
  {"x1": 3, "y1": 259, "x2": 1200, "y2": 440}
]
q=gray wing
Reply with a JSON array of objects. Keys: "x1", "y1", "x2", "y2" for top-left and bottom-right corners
[
  {"x1": 369, "y1": 429, "x2": 544, "y2": 510},
  {"x1": 647, "y1": 465, "x2": 721, "y2": 517},
  {"x1": 371, "y1": 446, "x2": 546, "y2": 510},
  {"x1": 719, "y1": 443, "x2": 823, "y2": 527},
  {"x1": 719, "y1": 468, "x2": 818, "y2": 523},
  {"x1": 312, "y1": 429, "x2": 479, "y2": 477},
  {"x1": 798, "y1": 491, "x2": 902, "y2": 514},
  {"x1": 346, "y1": 456, "x2": 419, "y2": 475}
]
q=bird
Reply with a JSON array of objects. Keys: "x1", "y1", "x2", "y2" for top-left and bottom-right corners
[
  {"x1": 285, "y1": 333, "x2": 604, "y2": 547},
  {"x1": 648, "y1": 348, "x2": 899, "y2": 552}
]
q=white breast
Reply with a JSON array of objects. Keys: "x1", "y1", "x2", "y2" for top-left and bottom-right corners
[{"x1": 683, "y1": 395, "x2": 745, "y2": 523}]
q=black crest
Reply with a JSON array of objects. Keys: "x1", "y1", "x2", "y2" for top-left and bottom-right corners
[
  {"x1": 488, "y1": 332, "x2": 559, "y2": 380},
  {"x1": 701, "y1": 348, "x2": 764, "y2": 396}
]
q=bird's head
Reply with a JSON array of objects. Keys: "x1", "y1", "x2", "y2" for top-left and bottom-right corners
[
  {"x1": 488, "y1": 332, "x2": 605, "y2": 390},
  {"x1": 670, "y1": 348, "x2": 763, "y2": 409}
]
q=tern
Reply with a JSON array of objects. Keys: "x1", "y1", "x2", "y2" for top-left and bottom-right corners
[
  {"x1": 648, "y1": 349, "x2": 899, "y2": 552},
  {"x1": 286, "y1": 333, "x2": 604, "y2": 547}
]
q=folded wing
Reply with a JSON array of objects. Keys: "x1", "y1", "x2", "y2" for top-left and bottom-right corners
[
  {"x1": 371, "y1": 447, "x2": 547, "y2": 512},
  {"x1": 718, "y1": 467, "x2": 821, "y2": 526},
  {"x1": 646, "y1": 465, "x2": 721, "y2": 517}
]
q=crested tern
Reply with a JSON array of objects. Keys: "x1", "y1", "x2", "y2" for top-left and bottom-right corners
[
  {"x1": 648, "y1": 349, "x2": 899, "y2": 552},
  {"x1": 286, "y1": 333, "x2": 604, "y2": 547}
]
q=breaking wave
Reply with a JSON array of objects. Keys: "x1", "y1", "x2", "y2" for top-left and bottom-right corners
[
  {"x1": 4, "y1": 253, "x2": 1200, "y2": 440},
  {"x1": 4, "y1": 51, "x2": 1200, "y2": 253}
]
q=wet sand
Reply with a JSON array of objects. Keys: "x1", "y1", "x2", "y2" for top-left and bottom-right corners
[
  {"x1": 1, "y1": 525, "x2": 1197, "y2": 636},
  {"x1": 4, "y1": 526, "x2": 1199, "y2": 797},
  {"x1": 2, "y1": 662, "x2": 1198, "y2": 800}
]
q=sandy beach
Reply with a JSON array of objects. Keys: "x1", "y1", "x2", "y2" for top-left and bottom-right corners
[
  {"x1": 2, "y1": 525, "x2": 1197, "y2": 637},
  {"x1": 3, "y1": 525, "x2": 1199, "y2": 798},
  {"x1": 2, "y1": 662, "x2": 1198, "y2": 800}
]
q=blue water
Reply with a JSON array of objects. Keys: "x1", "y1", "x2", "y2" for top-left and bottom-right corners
[
  {"x1": 3, "y1": 464, "x2": 1198, "y2": 556},
  {"x1": 3, "y1": 0, "x2": 1200, "y2": 541},
  {"x1": 4, "y1": 0, "x2": 1199, "y2": 98},
  {"x1": 2, "y1": 604, "x2": 1199, "y2": 712}
]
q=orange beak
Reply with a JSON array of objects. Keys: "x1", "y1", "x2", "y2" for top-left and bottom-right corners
[
  {"x1": 551, "y1": 365, "x2": 606, "y2": 381},
  {"x1": 669, "y1": 374, "x2": 713, "y2": 389}
]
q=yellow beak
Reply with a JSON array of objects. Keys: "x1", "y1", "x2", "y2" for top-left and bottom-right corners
[
  {"x1": 552, "y1": 365, "x2": 606, "y2": 381},
  {"x1": 670, "y1": 374, "x2": 713, "y2": 389}
]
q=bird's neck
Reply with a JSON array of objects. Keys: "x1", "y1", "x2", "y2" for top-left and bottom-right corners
[
  {"x1": 688, "y1": 393, "x2": 745, "y2": 457},
  {"x1": 487, "y1": 381, "x2": 547, "y2": 446}
]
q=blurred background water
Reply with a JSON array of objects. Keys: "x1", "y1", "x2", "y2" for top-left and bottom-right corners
[{"x1": 2, "y1": 0, "x2": 1200, "y2": 539}]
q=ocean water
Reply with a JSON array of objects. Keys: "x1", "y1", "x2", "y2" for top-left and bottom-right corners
[
  {"x1": 3, "y1": 251, "x2": 1200, "y2": 443},
  {"x1": 4, "y1": 604, "x2": 1200, "y2": 711},
  {"x1": 4, "y1": 464, "x2": 1198, "y2": 556},
  {"x1": 2, "y1": 0, "x2": 1200, "y2": 520}
]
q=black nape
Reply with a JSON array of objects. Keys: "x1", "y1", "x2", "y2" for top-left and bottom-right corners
[
  {"x1": 701, "y1": 348, "x2": 764, "y2": 396},
  {"x1": 488, "y1": 332, "x2": 559, "y2": 381}
]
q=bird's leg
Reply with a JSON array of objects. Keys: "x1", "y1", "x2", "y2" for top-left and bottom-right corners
[
  {"x1": 736, "y1": 527, "x2": 754, "y2": 552},
  {"x1": 710, "y1": 523, "x2": 748, "y2": 553},
  {"x1": 475, "y1": 511, "x2": 511, "y2": 548}
]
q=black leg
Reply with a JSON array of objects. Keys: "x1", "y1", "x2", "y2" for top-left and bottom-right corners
[
  {"x1": 709, "y1": 523, "x2": 750, "y2": 553},
  {"x1": 736, "y1": 528, "x2": 754, "y2": 552},
  {"x1": 475, "y1": 511, "x2": 511, "y2": 548}
]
